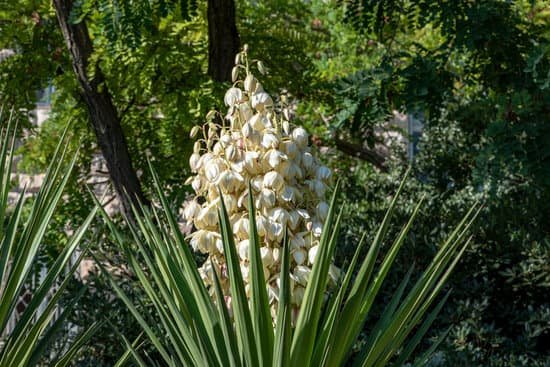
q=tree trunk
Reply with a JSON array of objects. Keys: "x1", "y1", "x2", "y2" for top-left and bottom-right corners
[
  {"x1": 207, "y1": 0, "x2": 240, "y2": 82},
  {"x1": 53, "y1": 0, "x2": 148, "y2": 216}
]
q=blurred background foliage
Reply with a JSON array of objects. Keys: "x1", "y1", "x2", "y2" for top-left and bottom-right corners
[{"x1": 1, "y1": 0, "x2": 549, "y2": 365}]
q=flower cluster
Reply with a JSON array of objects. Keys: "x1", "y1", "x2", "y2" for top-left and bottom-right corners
[{"x1": 182, "y1": 48, "x2": 339, "y2": 318}]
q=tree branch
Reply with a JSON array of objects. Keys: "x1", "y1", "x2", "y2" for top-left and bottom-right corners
[{"x1": 332, "y1": 136, "x2": 389, "y2": 172}]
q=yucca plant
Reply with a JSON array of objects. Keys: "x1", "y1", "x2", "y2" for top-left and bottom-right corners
[
  {"x1": 0, "y1": 109, "x2": 98, "y2": 367},
  {"x1": 98, "y1": 160, "x2": 479, "y2": 366}
]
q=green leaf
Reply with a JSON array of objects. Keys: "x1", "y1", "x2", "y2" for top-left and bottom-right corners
[
  {"x1": 217, "y1": 190, "x2": 259, "y2": 366},
  {"x1": 247, "y1": 182, "x2": 274, "y2": 365}
]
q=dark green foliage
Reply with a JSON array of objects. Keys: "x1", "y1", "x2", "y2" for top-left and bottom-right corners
[{"x1": 312, "y1": 2, "x2": 550, "y2": 365}]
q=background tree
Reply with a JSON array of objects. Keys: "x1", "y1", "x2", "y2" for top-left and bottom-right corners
[
  {"x1": 53, "y1": 0, "x2": 147, "y2": 217},
  {"x1": 207, "y1": 0, "x2": 240, "y2": 81}
]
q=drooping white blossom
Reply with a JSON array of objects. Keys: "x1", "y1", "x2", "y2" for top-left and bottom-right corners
[{"x1": 182, "y1": 47, "x2": 338, "y2": 320}]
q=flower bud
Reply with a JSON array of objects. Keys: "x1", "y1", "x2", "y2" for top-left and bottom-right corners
[
  {"x1": 231, "y1": 66, "x2": 239, "y2": 82},
  {"x1": 224, "y1": 144, "x2": 236, "y2": 161},
  {"x1": 244, "y1": 73, "x2": 257, "y2": 93},
  {"x1": 190, "y1": 125, "x2": 201, "y2": 138},
  {"x1": 189, "y1": 153, "x2": 201, "y2": 172},
  {"x1": 283, "y1": 120, "x2": 290, "y2": 135},
  {"x1": 257, "y1": 60, "x2": 267, "y2": 75},
  {"x1": 192, "y1": 176, "x2": 202, "y2": 192}
]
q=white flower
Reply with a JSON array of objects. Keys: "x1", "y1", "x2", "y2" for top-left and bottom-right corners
[
  {"x1": 244, "y1": 151, "x2": 260, "y2": 174},
  {"x1": 254, "y1": 188, "x2": 274, "y2": 209},
  {"x1": 272, "y1": 247, "x2": 280, "y2": 263},
  {"x1": 329, "y1": 264, "x2": 341, "y2": 285},
  {"x1": 263, "y1": 171, "x2": 284, "y2": 191},
  {"x1": 256, "y1": 215, "x2": 268, "y2": 237},
  {"x1": 224, "y1": 87, "x2": 243, "y2": 106},
  {"x1": 292, "y1": 248, "x2": 307, "y2": 265},
  {"x1": 233, "y1": 217, "x2": 249, "y2": 239},
  {"x1": 238, "y1": 240, "x2": 250, "y2": 260},
  {"x1": 292, "y1": 127, "x2": 308, "y2": 148},
  {"x1": 265, "y1": 149, "x2": 287, "y2": 169},
  {"x1": 311, "y1": 221, "x2": 323, "y2": 237},
  {"x1": 267, "y1": 221, "x2": 284, "y2": 241},
  {"x1": 248, "y1": 113, "x2": 265, "y2": 130},
  {"x1": 290, "y1": 234, "x2": 305, "y2": 249},
  {"x1": 190, "y1": 125, "x2": 201, "y2": 138},
  {"x1": 196, "y1": 206, "x2": 218, "y2": 228},
  {"x1": 308, "y1": 179, "x2": 326, "y2": 198},
  {"x1": 261, "y1": 131, "x2": 279, "y2": 149},
  {"x1": 190, "y1": 230, "x2": 209, "y2": 252},
  {"x1": 219, "y1": 170, "x2": 243, "y2": 193},
  {"x1": 205, "y1": 161, "x2": 221, "y2": 183},
  {"x1": 199, "y1": 261, "x2": 213, "y2": 283},
  {"x1": 316, "y1": 201, "x2": 329, "y2": 221},
  {"x1": 240, "y1": 264, "x2": 249, "y2": 280},
  {"x1": 296, "y1": 209, "x2": 310, "y2": 220},
  {"x1": 268, "y1": 207, "x2": 289, "y2": 227},
  {"x1": 316, "y1": 166, "x2": 332, "y2": 181},
  {"x1": 241, "y1": 123, "x2": 253, "y2": 139},
  {"x1": 281, "y1": 140, "x2": 298, "y2": 159},
  {"x1": 239, "y1": 103, "x2": 253, "y2": 121},
  {"x1": 260, "y1": 246, "x2": 274, "y2": 267},
  {"x1": 183, "y1": 201, "x2": 200, "y2": 223},
  {"x1": 288, "y1": 210, "x2": 301, "y2": 229},
  {"x1": 293, "y1": 265, "x2": 311, "y2": 286},
  {"x1": 280, "y1": 186, "x2": 295, "y2": 203},
  {"x1": 225, "y1": 144, "x2": 237, "y2": 161},
  {"x1": 220, "y1": 133, "x2": 232, "y2": 145},
  {"x1": 301, "y1": 151, "x2": 314, "y2": 171},
  {"x1": 251, "y1": 92, "x2": 273, "y2": 110},
  {"x1": 193, "y1": 141, "x2": 201, "y2": 154}
]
